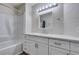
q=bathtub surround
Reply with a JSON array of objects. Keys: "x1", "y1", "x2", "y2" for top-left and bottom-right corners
[{"x1": 0, "y1": 40, "x2": 23, "y2": 55}]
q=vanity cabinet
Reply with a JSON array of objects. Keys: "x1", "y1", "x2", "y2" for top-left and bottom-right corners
[
  {"x1": 23, "y1": 40, "x2": 37, "y2": 55},
  {"x1": 24, "y1": 34, "x2": 79, "y2": 55},
  {"x1": 49, "y1": 46, "x2": 69, "y2": 55},
  {"x1": 49, "y1": 39, "x2": 70, "y2": 55},
  {"x1": 49, "y1": 39, "x2": 69, "y2": 50},
  {"x1": 23, "y1": 35, "x2": 48, "y2": 55},
  {"x1": 70, "y1": 51, "x2": 79, "y2": 55},
  {"x1": 35, "y1": 42, "x2": 48, "y2": 55},
  {"x1": 26, "y1": 35, "x2": 48, "y2": 44},
  {"x1": 69, "y1": 41, "x2": 79, "y2": 55}
]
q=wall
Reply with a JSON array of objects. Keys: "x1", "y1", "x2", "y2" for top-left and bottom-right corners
[
  {"x1": 64, "y1": 3, "x2": 79, "y2": 37},
  {"x1": 16, "y1": 4, "x2": 25, "y2": 40},
  {"x1": 31, "y1": 3, "x2": 64, "y2": 34},
  {"x1": 25, "y1": 3, "x2": 32, "y2": 34},
  {"x1": 25, "y1": 3, "x2": 79, "y2": 37}
]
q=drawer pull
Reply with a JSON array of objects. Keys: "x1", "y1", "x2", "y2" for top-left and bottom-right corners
[
  {"x1": 24, "y1": 48, "x2": 27, "y2": 50},
  {"x1": 35, "y1": 43, "x2": 38, "y2": 48},
  {"x1": 67, "y1": 53, "x2": 70, "y2": 55},
  {"x1": 54, "y1": 42, "x2": 62, "y2": 46}
]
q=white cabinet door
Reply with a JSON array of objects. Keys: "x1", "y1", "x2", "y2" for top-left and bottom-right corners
[
  {"x1": 23, "y1": 40, "x2": 37, "y2": 55},
  {"x1": 23, "y1": 40, "x2": 48, "y2": 55},
  {"x1": 49, "y1": 46, "x2": 69, "y2": 55},
  {"x1": 36, "y1": 43, "x2": 48, "y2": 55},
  {"x1": 70, "y1": 42, "x2": 79, "y2": 53}
]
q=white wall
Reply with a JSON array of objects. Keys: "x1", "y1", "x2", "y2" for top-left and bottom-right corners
[
  {"x1": 64, "y1": 3, "x2": 79, "y2": 37},
  {"x1": 25, "y1": 3, "x2": 32, "y2": 34},
  {"x1": 31, "y1": 3, "x2": 64, "y2": 34},
  {"x1": 52, "y1": 3, "x2": 64, "y2": 34},
  {"x1": 25, "y1": 3, "x2": 79, "y2": 37},
  {"x1": 16, "y1": 4, "x2": 25, "y2": 39}
]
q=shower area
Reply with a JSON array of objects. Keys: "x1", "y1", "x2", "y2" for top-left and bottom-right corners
[{"x1": 0, "y1": 3, "x2": 25, "y2": 55}]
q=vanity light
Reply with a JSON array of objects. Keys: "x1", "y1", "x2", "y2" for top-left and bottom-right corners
[
  {"x1": 37, "y1": 3, "x2": 58, "y2": 13},
  {"x1": 48, "y1": 4, "x2": 52, "y2": 7},
  {"x1": 53, "y1": 3, "x2": 57, "y2": 6},
  {"x1": 45, "y1": 5, "x2": 48, "y2": 8},
  {"x1": 37, "y1": 9, "x2": 39, "y2": 12},
  {"x1": 37, "y1": 8, "x2": 41, "y2": 12},
  {"x1": 42, "y1": 7, "x2": 45, "y2": 10},
  {"x1": 39, "y1": 8, "x2": 42, "y2": 11}
]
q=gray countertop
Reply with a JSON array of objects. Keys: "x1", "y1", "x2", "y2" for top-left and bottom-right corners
[{"x1": 24, "y1": 33, "x2": 79, "y2": 42}]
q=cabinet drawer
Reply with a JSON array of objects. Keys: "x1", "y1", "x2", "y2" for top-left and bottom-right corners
[
  {"x1": 70, "y1": 51, "x2": 79, "y2": 55},
  {"x1": 49, "y1": 46, "x2": 69, "y2": 55},
  {"x1": 25, "y1": 35, "x2": 48, "y2": 44},
  {"x1": 71, "y1": 42, "x2": 79, "y2": 53},
  {"x1": 49, "y1": 39, "x2": 69, "y2": 50}
]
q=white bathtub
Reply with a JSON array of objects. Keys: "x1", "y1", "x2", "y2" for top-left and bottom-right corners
[{"x1": 0, "y1": 40, "x2": 23, "y2": 55}]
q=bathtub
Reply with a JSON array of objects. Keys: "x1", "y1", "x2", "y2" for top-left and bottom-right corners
[{"x1": 0, "y1": 40, "x2": 23, "y2": 55}]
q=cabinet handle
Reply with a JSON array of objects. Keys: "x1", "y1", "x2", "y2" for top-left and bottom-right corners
[
  {"x1": 24, "y1": 48, "x2": 27, "y2": 50},
  {"x1": 54, "y1": 42, "x2": 62, "y2": 46},
  {"x1": 35, "y1": 43, "x2": 38, "y2": 48},
  {"x1": 67, "y1": 53, "x2": 70, "y2": 55}
]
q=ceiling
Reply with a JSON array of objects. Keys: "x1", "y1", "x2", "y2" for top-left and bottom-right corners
[
  {"x1": 2, "y1": 3, "x2": 37, "y2": 9},
  {"x1": 8, "y1": 3, "x2": 22, "y2": 6},
  {"x1": 5, "y1": 3, "x2": 24, "y2": 8},
  {"x1": 7, "y1": 3, "x2": 36, "y2": 7},
  {"x1": 29, "y1": 3, "x2": 37, "y2": 7}
]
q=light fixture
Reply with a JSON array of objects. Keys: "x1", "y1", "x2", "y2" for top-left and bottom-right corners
[
  {"x1": 45, "y1": 5, "x2": 48, "y2": 9},
  {"x1": 42, "y1": 7, "x2": 45, "y2": 10},
  {"x1": 53, "y1": 3, "x2": 57, "y2": 6},
  {"x1": 37, "y1": 9, "x2": 39, "y2": 12},
  {"x1": 39, "y1": 8, "x2": 42, "y2": 11},
  {"x1": 37, "y1": 3, "x2": 58, "y2": 13},
  {"x1": 48, "y1": 4, "x2": 52, "y2": 7}
]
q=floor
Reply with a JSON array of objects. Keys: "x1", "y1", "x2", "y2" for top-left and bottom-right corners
[{"x1": 20, "y1": 51, "x2": 29, "y2": 55}]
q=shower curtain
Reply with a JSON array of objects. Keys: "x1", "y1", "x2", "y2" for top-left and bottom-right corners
[{"x1": 0, "y1": 12, "x2": 14, "y2": 40}]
